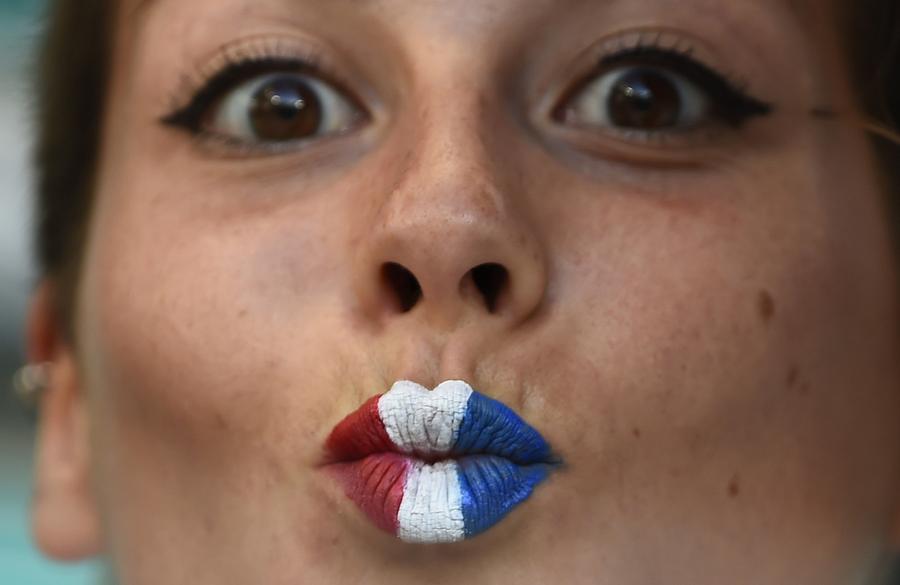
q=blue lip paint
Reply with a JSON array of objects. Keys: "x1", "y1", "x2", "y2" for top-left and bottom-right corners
[
  {"x1": 453, "y1": 390, "x2": 556, "y2": 465},
  {"x1": 457, "y1": 455, "x2": 554, "y2": 538}
]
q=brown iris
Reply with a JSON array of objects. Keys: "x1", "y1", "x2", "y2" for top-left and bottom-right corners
[
  {"x1": 608, "y1": 68, "x2": 682, "y2": 129},
  {"x1": 248, "y1": 76, "x2": 323, "y2": 141}
]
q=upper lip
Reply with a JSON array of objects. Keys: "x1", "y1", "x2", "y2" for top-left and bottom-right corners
[{"x1": 325, "y1": 379, "x2": 557, "y2": 466}]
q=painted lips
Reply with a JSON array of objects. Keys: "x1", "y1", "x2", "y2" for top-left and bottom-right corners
[{"x1": 325, "y1": 380, "x2": 559, "y2": 543}]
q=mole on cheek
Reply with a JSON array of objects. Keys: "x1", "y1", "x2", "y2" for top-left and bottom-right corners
[
  {"x1": 727, "y1": 474, "x2": 741, "y2": 498},
  {"x1": 757, "y1": 290, "x2": 776, "y2": 324},
  {"x1": 214, "y1": 412, "x2": 230, "y2": 432},
  {"x1": 786, "y1": 365, "x2": 799, "y2": 388}
]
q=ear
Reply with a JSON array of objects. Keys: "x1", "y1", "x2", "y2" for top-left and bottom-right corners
[{"x1": 28, "y1": 281, "x2": 103, "y2": 561}]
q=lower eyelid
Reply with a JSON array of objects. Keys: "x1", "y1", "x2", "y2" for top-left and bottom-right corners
[
  {"x1": 191, "y1": 114, "x2": 372, "y2": 161},
  {"x1": 548, "y1": 125, "x2": 741, "y2": 171}
]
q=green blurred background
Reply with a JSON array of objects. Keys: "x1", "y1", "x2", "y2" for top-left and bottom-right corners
[{"x1": 0, "y1": 1, "x2": 102, "y2": 583}]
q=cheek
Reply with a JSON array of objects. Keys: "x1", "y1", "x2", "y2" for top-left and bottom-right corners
[
  {"x1": 523, "y1": 161, "x2": 899, "y2": 547},
  {"x1": 74, "y1": 170, "x2": 377, "y2": 574},
  {"x1": 76, "y1": 171, "x2": 359, "y2": 494},
  {"x1": 537, "y1": 149, "x2": 894, "y2": 425}
]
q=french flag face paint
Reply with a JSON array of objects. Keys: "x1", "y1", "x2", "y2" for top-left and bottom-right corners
[{"x1": 325, "y1": 380, "x2": 559, "y2": 543}]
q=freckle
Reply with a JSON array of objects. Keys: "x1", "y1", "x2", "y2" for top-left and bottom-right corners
[
  {"x1": 632, "y1": 427, "x2": 642, "y2": 439},
  {"x1": 727, "y1": 474, "x2": 741, "y2": 498},
  {"x1": 786, "y1": 365, "x2": 799, "y2": 388},
  {"x1": 757, "y1": 290, "x2": 776, "y2": 323},
  {"x1": 799, "y1": 381, "x2": 811, "y2": 396},
  {"x1": 214, "y1": 412, "x2": 228, "y2": 431}
]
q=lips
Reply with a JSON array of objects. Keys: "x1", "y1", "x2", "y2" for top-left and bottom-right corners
[{"x1": 325, "y1": 380, "x2": 559, "y2": 543}]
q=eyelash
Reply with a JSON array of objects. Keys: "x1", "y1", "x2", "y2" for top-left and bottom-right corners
[
  {"x1": 599, "y1": 44, "x2": 770, "y2": 128},
  {"x1": 550, "y1": 36, "x2": 773, "y2": 145},
  {"x1": 161, "y1": 35, "x2": 773, "y2": 156},
  {"x1": 160, "y1": 40, "x2": 366, "y2": 150},
  {"x1": 161, "y1": 56, "x2": 314, "y2": 134}
]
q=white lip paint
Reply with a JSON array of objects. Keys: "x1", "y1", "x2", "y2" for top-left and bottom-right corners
[
  {"x1": 377, "y1": 380, "x2": 474, "y2": 456},
  {"x1": 397, "y1": 459, "x2": 466, "y2": 543}
]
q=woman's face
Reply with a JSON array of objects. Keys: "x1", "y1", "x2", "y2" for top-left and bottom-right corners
[{"x1": 44, "y1": 0, "x2": 900, "y2": 583}]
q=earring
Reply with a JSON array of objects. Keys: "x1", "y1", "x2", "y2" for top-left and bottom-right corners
[{"x1": 11, "y1": 362, "x2": 51, "y2": 407}]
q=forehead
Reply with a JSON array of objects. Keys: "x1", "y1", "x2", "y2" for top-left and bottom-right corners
[
  {"x1": 112, "y1": 0, "x2": 848, "y2": 121},
  {"x1": 123, "y1": 0, "x2": 829, "y2": 29},
  {"x1": 117, "y1": 0, "x2": 843, "y2": 74},
  {"x1": 117, "y1": 0, "x2": 844, "y2": 87}
]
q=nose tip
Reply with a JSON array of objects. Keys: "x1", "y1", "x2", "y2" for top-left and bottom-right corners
[
  {"x1": 356, "y1": 212, "x2": 546, "y2": 329},
  {"x1": 350, "y1": 88, "x2": 547, "y2": 331}
]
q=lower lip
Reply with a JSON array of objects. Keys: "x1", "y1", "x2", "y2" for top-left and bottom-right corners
[{"x1": 327, "y1": 453, "x2": 553, "y2": 543}]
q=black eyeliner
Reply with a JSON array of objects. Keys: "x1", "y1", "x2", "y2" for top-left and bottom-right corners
[
  {"x1": 160, "y1": 57, "x2": 316, "y2": 133},
  {"x1": 599, "y1": 45, "x2": 774, "y2": 128}
]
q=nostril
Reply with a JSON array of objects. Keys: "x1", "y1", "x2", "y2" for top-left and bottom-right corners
[
  {"x1": 381, "y1": 262, "x2": 423, "y2": 313},
  {"x1": 470, "y1": 263, "x2": 509, "y2": 313}
]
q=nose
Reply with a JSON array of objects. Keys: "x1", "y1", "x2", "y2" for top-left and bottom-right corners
[{"x1": 351, "y1": 104, "x2": 547, "y2": 330}]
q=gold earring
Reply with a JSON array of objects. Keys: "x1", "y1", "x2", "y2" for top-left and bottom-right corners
[{"x1": 11, "y1": 362, "x2": 51, "y2": 407}]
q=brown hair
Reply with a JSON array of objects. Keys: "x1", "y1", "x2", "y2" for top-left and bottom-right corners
[
  {"x1": 32, "y1": 0, "x2": 900, "y2": 335},
  {"x1": 845, "y1": 0, "x2": 900, "y2": 254},
  {"x1": 34, "y1": 0, "x2": 115, "y2": 335}
]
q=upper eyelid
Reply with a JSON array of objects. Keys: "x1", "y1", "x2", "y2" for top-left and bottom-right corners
[
  {"x1": 574, "y1": 47, "x2": 772, "y2": 122},
  {"x1": 597, "y1": 47, "x2": 740, "y2": 92},
  {"x1": 160, "y1": 57, "x2": 368, "y2": 132},
  {"x1": 533, "y1": 28, "x2": 767, "y2": 114},
  {"x1": 160, "y1": 36, "x2": 375, "y2": 129},
  {"x1": 558, "y1": 47, "x2": 740, "y2": 105},
  {"x1": 543, "y1": 44, "x2": 774, "y2": 140}
]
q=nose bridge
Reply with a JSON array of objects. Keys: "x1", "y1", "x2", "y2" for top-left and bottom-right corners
[
  {"x1": 384, "y1": 33, "x2": 512, "y2": 226},
  {"x1": 397, "y1": 72, "x2": 507, "y2": 222},
  {"x1": 383, "y1": 76, "x2": 511, "y2": 263},
  {"x1": 385, "y1": 121, "x2": 508, "y2": 252},
  {"x1": 353, "y1": 78, "x2": 547, "y2": 329}
]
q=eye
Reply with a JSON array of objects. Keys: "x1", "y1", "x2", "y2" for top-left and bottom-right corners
[
  {"x1": 162, "y1": 59, "x2": 367, "y2": 147},
  {"x1": 553, "y1": 47, "x2": 772, "y2": 135},
  {"x1": 212, "y1": 72, "x2": 360, "y2": 143},
  {"x1": 560, "y1": 66, "x2": 707, "y2": 131}
]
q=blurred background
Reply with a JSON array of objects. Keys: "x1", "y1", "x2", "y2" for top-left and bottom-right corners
[{"x1": 0, "y1": 1, "x2": 102, "y2": 583}]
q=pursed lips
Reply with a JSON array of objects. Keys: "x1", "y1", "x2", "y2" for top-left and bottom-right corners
[{"x1": 324, "y1": 380, "x2": 560, "y2": 543}]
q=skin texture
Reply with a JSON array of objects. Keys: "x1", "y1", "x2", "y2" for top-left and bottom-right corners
[{"x1": 28, "y1": 0, "x2": 900, "y2": 583}]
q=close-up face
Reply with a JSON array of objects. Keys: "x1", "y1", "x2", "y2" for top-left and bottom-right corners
[{"x1": 28, "y1": 0, "x2": 900, "y2": 583}]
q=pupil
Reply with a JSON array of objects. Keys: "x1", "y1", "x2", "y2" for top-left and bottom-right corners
[
  {"x1": 249, "y1": 76, "x2": 323, "y2": 141},
  {"x1": 608, "y1": 69, "x2": 681, "y2": 129}
]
